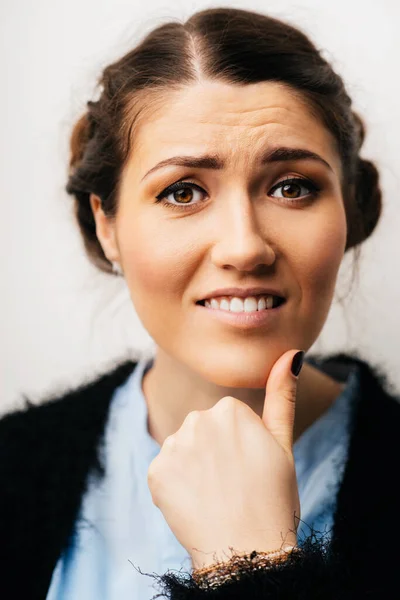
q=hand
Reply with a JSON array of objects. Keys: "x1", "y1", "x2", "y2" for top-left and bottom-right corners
[{"x1": 147, "y1": 349, "x2": 303, "y2": 570}]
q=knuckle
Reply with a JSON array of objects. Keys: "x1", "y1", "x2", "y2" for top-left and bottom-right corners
[
  {"x1": 281, "y1": 388, "x2": 297, "y2": 405},
  {"x1": 163, "y1": 434, "x2": 176, "y2": 449},
  {"x1": 147, "y1": 460, "x2": 159, "y2": 484},
  {"x1": 184, "y1": 410, "x2": 201, "y2": 426},
  {"x1": 147, "y1": 459, "x2": 164, "y2": 506},
  {"x1": 216, "y1": 396, "x2": 238, "y2": 412}
]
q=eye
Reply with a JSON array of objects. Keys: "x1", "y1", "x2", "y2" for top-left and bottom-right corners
[
  {"x1": 155, "y1": 181, "x2": 207, "y2": 210},
  {"x1": 269, "y1": 177, "x2": 320, "y2": 203},
  {"x1": 155, "y1": 176, "x2": 320, "y2": 211}
]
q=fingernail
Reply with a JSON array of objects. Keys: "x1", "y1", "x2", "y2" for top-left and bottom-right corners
[{"x1": 291, "y1": 351, "x2": 305, "y2": 377}]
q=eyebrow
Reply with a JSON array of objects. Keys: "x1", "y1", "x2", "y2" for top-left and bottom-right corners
[{"x1": 140, "y1": 146, "x2": 333, "y2": 182}]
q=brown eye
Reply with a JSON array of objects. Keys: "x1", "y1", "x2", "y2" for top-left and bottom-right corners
[
  {"x1": 281, "y1": 182, "x2": 301, "y2": 198},
  {"x1": 269, "y1": 177, "x2": 320, "y2": 202},
  {"x1": 173, "y1": 187, "x2": 194, "y2": 204},
  {"x1": 156, "y1": 181, "x2": 207, "y2": 210}
]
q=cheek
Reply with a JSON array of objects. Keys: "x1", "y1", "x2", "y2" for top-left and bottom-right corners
[
  {"x1": 117, "y1": 212, "x2": 198, "y2": 316},
  {"x1": 290, "y1": 206, "x2": 347, "y2": 306},
  {"x1": 275, "y1": 204, "x2": 346, "y2": 353}
]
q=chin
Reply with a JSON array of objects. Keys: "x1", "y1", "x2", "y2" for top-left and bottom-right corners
[{"x1": 196, "y1": 360, "x2": 272, "y2": 389}]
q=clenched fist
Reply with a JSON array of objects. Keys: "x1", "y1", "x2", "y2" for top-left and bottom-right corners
[{"x1": 147, "y1": 349, "x2": 304, "y2": 570}]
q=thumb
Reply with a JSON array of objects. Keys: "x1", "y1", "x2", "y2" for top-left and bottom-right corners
[{"x1": 261, "y1": 350, "x2": 305, "y2": 454}]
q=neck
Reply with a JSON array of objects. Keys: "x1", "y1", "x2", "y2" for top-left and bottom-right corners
[{"x1": 142, "y1": 348, "x2": 345, "y2": 447}]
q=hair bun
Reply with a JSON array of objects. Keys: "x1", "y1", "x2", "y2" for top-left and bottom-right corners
[
  {"x1": 68, "y1": 111, "x2": 95, "y2": 173},
  {"x1": 350, "y1": 157, "x2": 382, "y2": 246},
  {"x1": 352, "y1": 111, "x2": 366, "y2": 149}
]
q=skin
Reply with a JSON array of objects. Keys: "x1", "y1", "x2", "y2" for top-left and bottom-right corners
[{"x1": 90, "y1": 78, "x2": 348, "y2": 567}]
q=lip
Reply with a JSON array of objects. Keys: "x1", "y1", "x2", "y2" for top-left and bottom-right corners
[
  {"x1": 195, "y1": 298, "x2": 287, "y2": 330},
  {"x1": 198, "y1": 286, "x2": 285, "y2": 302}
]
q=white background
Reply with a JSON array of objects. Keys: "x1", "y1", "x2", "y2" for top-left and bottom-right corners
[{"x1": 1, "y1": 0, "x2": 399, "y2": 412}]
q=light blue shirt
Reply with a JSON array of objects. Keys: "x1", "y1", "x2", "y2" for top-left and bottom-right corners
[{"x1": 47, "y1": 356, "x2": 359, "y2": 600}]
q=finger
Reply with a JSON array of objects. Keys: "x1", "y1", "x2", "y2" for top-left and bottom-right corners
[{"x1": 261, "y1": 349, "x2": 304, "y2": 454}]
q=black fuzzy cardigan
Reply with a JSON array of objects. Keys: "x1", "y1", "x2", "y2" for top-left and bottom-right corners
[{"x1": 1, "y1": 352, "x2": 400, "y2": 599}]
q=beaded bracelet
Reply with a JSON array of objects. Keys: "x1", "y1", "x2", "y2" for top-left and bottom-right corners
[{"x1": 192, "y1": 546, "x2": 302, "y2": 589}]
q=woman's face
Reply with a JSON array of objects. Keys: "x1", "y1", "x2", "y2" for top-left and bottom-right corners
[{"x1": 92, "y1": 80, "x2": 347, "y2": 387}]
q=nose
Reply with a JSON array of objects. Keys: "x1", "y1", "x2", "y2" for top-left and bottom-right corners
[{"x1": 210, "y1": 195, "x2": 276, "y2": 272}]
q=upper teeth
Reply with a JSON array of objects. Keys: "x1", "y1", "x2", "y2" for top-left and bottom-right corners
[{"x1": 204, "y1": 295, "x2": 276, "y2": 312}]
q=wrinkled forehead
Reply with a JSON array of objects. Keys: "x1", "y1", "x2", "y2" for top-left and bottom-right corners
[{"x1": 126, "y1": 80, "x2": 342, "y2": 179}]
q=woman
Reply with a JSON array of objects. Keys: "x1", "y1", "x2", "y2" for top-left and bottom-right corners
[{"x1": 1, "y1": 6, "x2": 399, "y2": 599}]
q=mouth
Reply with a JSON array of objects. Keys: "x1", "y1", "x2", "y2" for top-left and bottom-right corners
[
  {"x1": 194, "y1": 295, "x2": 287, "y2": 330},
  {"x1": 195, "y1": 295, "x2": 286, "y2": 310}
]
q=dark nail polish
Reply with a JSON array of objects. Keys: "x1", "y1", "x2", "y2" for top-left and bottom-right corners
[{"x1": 291, "y1": 351, "x2": 305, "y2": 377}]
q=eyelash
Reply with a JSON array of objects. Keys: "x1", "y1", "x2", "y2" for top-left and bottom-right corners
[{"x1": 155, "y1": 176, "x2": 321, "y2": 211}]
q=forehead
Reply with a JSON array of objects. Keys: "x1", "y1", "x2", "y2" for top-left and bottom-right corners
[{"x1": 130, "y1": 80, "x2": 341, "y2": 177}]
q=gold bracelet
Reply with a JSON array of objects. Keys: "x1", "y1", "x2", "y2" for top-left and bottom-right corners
[{"x1": 192, "y1": 546, "x2": 301, "y2": 590}]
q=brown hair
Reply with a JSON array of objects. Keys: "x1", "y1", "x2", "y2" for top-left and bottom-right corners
[{"x1": 66, "y1": 7, "x2": 382, "y2": 276}]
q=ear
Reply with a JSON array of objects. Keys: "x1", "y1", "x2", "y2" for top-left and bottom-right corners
[{"x1": 89, "y1": 193, "x2": 120, "y2": 263}]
